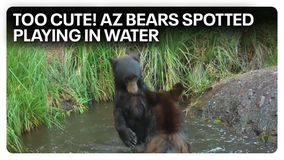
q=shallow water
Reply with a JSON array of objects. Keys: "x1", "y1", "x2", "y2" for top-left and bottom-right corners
[{"x1": 20, "y1": 103, "x2": 277, "y2": 153}]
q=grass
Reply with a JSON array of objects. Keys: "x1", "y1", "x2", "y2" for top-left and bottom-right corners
[
  {"x1": 6, "y1": 22, "x2": 277, "y2": 152},
  {"x1": 6, "y1": 42, "x2": 66, "y2": 152}
]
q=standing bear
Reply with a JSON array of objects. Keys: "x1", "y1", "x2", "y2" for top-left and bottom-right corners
[
  {"x1": 135, "y1": 82, "x2": 191, "y2": 153},
  {"x1": 109, "y1": 53, "x2": 150, "y2": 148}
]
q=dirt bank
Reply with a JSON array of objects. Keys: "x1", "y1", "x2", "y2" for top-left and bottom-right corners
[{"x1": 188, "y1": 66, "x2": 277, "y2": 143}]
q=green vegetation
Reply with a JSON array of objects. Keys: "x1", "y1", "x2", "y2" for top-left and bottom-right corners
[
  {"x1": 7, "y1": 42, "x2": 66, "y2": 152},
  {"x1": 259, "y1": 127, "x2": 269, "y2": 143},
  {"x1": 215, "y1": 119, "x2": 222, "y2": 124},
  {"x1": 6, "y1": 23, "x2": 277, "y2": 152}
]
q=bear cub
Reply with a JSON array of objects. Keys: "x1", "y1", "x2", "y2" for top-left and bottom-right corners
[
  {"x1": 110, "y1": 53, "x2": 149, "y2": 148},
  {"x1": 136, "y1": 83, "x2": 190, "y2": 153}
]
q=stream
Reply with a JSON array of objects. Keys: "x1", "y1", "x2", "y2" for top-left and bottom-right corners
[{"x1": 20, "y1": 103, "x2": 277, "y2": 153}]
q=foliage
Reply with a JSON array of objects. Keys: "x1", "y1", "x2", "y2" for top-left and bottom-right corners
[{"x1": 215, "y1": 119, "x2": 222, "y2": 124}]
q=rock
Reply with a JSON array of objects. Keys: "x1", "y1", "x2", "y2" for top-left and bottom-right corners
[{"x1": 190, "y1": 66, "x2": 277, "y2": 143}]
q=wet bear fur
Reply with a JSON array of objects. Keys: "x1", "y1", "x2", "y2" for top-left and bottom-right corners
[
  {"x1": 135, "y1": 83, "x2": 190, "y2": 153},
  {"x1": 110, "y1": 53, "x2": 150, "y2": 148}
]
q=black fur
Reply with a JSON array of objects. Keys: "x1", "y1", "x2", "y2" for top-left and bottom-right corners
[{"x1": 110, "y1": 54, "x2": 150, "y2": 148}]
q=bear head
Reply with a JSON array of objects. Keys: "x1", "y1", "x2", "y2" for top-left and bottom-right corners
[
  {"x1": 145, "y1": 83, "x2": 184, "y2": 133},
  {"x1": 110, "y1": 53, "x2": 142, "y2": 93}
]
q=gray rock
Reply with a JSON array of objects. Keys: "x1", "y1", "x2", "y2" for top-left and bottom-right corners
[{"x1": 190, "y1": 66, "x2": 277, "y2": 143}]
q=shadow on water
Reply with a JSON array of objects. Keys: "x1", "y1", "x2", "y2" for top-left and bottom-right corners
[{"x1": 20, "y1": 103, "x2": 277, "y2": 153}]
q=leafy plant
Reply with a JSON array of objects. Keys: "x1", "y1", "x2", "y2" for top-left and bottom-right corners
[{"x1": 215, "y1": 119, "x2": 222, "y2": 124}]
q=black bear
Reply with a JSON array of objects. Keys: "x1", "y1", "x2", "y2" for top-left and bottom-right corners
[
  {"x1": 109, "y1": 53, "x2": 149, "y2": 148},
  {"x1": 135, "y1": 83, "x2": 190, "y2": 153}
]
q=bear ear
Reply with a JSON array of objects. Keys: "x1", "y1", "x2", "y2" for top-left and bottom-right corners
[
  {"x1": 145, "y1": 89, "x2": 158, "y2": 106},
  {"x1": 170, "y1": 82, "x2": 184, "y2": 100},
  {"x1": 109, "y1": 57, "x2": 118, "y2": 69},
  {"x1": 129, "y1": 52, "x2": 140, "y2": 62}
]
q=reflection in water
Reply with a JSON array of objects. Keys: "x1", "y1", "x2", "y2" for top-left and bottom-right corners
[{"x1": 20, "y1": 103, "x2": 277, "y2": 153}]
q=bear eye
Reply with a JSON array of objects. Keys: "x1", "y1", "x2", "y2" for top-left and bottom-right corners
[
  {"x1": 125, "y1": 75, "x2": 137, "y2": 81},
  {"x1": 133, "y1": 75, "x2": 137, "y2": 80},
  {"x1": 124, "y1": 76, "x2": 130, "y2": 83}
]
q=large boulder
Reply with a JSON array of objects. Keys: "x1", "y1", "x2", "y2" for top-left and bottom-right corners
[{"x1": 189, "y1": 66, "x2": 277, "y2": 143}]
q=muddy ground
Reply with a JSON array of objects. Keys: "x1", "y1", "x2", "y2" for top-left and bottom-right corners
[{"x1": 188, "y1": 66, "x2": 277, "y2": 143}]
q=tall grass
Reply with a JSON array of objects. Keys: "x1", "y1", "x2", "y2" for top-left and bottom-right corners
[
  {"x1": 6, "y1": 42, "x2": 66, "y2": 152},
  {"x1": 141, "y1": 24, "x2": 277, "y2": 96},
  {"x1": 6, "y1": 22, "x2": 277, "y2": 152}
]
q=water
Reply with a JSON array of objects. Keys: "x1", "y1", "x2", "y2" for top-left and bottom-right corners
[{"x1": 20, "y1": 103, "x2": 277, "y2": 153}]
